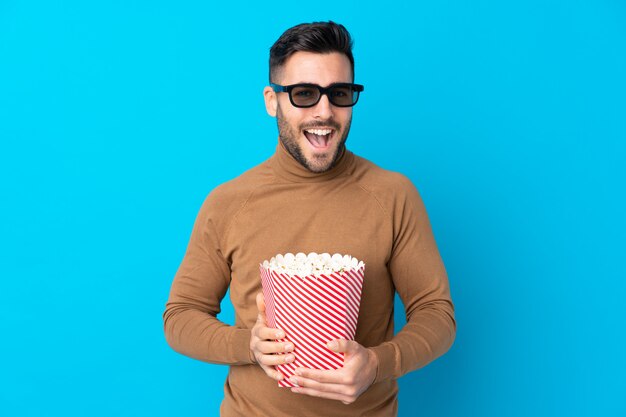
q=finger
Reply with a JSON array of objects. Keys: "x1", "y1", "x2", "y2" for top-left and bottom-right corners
[
  {"x1": 294, "y1": 367, "x2": 344, "y2": 384},
  {"x1": 258, "y1": 352, "x2": 296, "y2": 367},
  {"x1": 260, "y1": 364, "x2": 285, "y2": 382},
  {"x1": 256, "y1": 292, "x2": 266, "y2": 313},
  {"x1": 326, "y1": 339, "x2": 355, "y2": 354},
  {"x1": 256, "y1": 340, "x2": 294, "y2": 355},
  {"x1": 289, "y1": 375, "x2": 346, "y2": 393},
  {"x1": 255, "y1": 312, "x2": 267, "y2": 327},
  {"x1": 290, "y1": 386, "x2": 352, "y2": 403},
  {"x1": 257, "y1": 326, "x2": 285, "y2": 341},
  {"x1": 255, "y1": 293, "x2": 268, "y2": 325}
]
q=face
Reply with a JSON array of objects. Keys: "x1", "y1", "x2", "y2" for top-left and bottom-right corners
[{"x1": 264, "y1": 51, "x2": 354, "y2": 173}]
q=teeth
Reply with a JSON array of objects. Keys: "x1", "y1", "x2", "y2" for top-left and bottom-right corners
[{"x1": 305, "y1": 128, "x2": 332, "y2": 136}]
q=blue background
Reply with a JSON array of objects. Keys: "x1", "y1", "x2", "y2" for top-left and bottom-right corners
[{"x1": 1, "y1": 1, "x2": 624, "y2": 416}]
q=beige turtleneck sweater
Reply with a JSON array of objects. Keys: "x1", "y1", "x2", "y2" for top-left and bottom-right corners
[{"x1": 163, "y1": 140, "x2": 456, "y2": 416}]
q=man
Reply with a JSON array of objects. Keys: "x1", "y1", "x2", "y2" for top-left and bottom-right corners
[{"x1": 163, "y1": 21, "x2": 456, "y2": 416}]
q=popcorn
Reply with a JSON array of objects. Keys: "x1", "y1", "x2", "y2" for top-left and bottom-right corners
[
  {"x1": 259, "y1": 252, "x2": 365, "y2": 388},
  {"x1": 262, "y1": 252, "x2": 365, "y2": 278}
]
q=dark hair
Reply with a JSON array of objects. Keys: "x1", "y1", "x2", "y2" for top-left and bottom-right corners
[{"x1": 269, "y1": 21, "x2": 355, "y2": 83}]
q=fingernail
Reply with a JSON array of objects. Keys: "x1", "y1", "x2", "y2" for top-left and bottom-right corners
[
  {"x1": 327, "y1": 340, "x2": 338, "y2": 350},
  {"x1": 290, "y1": 376, "x2": 298, "y2": 384},
  {"x1": 285, "y1": 354, "x2": 294, "y2": 363},
  {"x1": 276, "y1": 331, "x2": 285, "y2": 338},
  {"x1": 294, "y1": 368, "x2": 303, "y2": 376},
  {"x1": 285, "y1": 343, "x2": 294, "y2": 351}
]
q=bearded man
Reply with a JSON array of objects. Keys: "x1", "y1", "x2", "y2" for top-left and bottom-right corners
[{"x1": 163, "y1": 20, "x2": 456, "y2": 417}]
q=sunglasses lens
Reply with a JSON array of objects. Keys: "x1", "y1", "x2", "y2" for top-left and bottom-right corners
[
  {"x1": 291, "y1": 85, "x2": 321, "y2": 107},
  {"x1": 329, "y1": 86, "x2": 358, "y2": 106}
]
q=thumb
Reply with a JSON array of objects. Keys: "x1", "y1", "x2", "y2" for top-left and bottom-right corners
[
  {"x1": 255, "y1": 293, "x2": 268, "y2": 325},
  {"x1": 326, "y1": 339, "x2": 354, "y2": 353},
  {"x1": 256, "y1": 292, "x2": 266, "y2": 314}
]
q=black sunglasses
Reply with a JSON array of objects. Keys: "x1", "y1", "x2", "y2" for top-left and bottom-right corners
[{"x1": 270, "y1": 82, "x2": 364, "y2": 108}]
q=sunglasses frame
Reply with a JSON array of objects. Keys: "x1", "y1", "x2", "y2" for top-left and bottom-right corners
[{"x1": 270, "y1": 82, "x2": 364, "y2": 108}]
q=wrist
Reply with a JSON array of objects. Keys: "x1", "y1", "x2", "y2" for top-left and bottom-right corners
[{"x1": 366, "y1": 348, "x2": 379, "y2": 386}]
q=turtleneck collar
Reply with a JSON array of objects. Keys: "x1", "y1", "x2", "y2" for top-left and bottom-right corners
[{"x1": 269, "y1": 138, "x2": 355, "y2": 183}]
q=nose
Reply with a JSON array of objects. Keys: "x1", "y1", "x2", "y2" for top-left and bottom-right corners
[{"x1": 312, "y1": 93, "x2": 334, "y2": 119}]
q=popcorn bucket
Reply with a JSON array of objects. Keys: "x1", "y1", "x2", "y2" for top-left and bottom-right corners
[{"x1": 259, "y1": 253, "x2": 365, "y2": 387}]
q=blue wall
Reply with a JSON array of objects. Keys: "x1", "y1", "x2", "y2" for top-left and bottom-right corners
[{"x1": 1, "y1": 1, "x2": 624, "y2": 416}]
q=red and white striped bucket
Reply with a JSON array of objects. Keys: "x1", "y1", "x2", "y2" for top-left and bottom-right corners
[{"x1": 259, "y1": 264, "x2": 365, "y2": 387}]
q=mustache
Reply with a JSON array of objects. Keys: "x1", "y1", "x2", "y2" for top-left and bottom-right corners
[{"x1": 300, "y1": 120, "x2": 341, "y2": 130}]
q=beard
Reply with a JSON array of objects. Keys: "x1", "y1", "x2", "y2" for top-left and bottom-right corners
[{"x1": 276, "y1": 103, "x2": 351, "y2": 173}]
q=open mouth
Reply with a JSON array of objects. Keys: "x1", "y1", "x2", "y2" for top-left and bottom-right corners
[{"x1": 303, "y1": 128, "x2": 334, "y2": 150}]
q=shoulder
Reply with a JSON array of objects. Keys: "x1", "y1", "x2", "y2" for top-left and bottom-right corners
[
  {"x1": 198, "y1": 158, "x2": 276, "y2": 231},
  {"x1": 351, "y1": 153, "x2": 423, "y2": 213}
]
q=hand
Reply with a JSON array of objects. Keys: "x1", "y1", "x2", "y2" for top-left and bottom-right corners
[
  {"x1": 288, "y1": 339, "x2": 379, "y2": 404},
  {"x1": 249, "y1": 292, "x2": 295, "y2": 381}
]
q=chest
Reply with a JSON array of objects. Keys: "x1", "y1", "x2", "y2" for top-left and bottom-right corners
[{"x1": 222, "y1": 182, "x2": 398, "y2": 331}]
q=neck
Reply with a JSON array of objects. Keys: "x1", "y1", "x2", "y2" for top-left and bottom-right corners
[{"x1": 270, "y1": 139, "x2": 355, "y2": 183}]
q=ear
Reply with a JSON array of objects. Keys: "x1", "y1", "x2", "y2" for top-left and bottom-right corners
[{"x1": 263, "y1": 86, "x2": 278, "y2": 117}]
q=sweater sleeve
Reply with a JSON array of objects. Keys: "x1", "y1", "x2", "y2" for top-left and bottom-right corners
[
  {"x1": 162, "y1": 192, "x2": 254, "y2": 365},
  {"x1": 370, "y1": 176, "x2": 456, "y2": 383}
]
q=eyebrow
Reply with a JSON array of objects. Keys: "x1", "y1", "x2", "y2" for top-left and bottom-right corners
[{"x1": 291, "y1": 81, "x2": 352, "y2": 85}]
